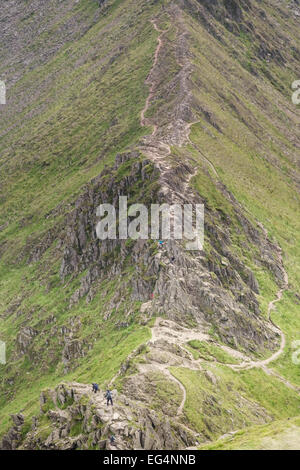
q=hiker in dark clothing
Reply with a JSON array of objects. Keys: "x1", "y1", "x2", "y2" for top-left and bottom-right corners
[
  {"x1": 92, "y1": 383, "x2": 99, "y2": 394},
  {"x1": 105, "y1": 389, "x2": 113, "y2": 406}
]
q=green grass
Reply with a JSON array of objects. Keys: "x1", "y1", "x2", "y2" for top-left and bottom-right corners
[
  {"x1": 1, "y1": 0, "x2": 300, "y2": 448},
  {"x1": 0, "y1": 0, "x2": 162, "y2": 254},
  {"x1": 199, "y1": 416, "x2": 300, "y2": 450},
  {"x1": 69, "y1": 420, "x2": 83, "y2": 437},
  {"x1": 186, "y1": 340, "x2": 240, "y2": 364},
  {"x1": 150, "y1": 371, "x2": 182, "y2": 416},
  {"x1": 0, "y1": 0, "x2": 163, "y2": 437},
  {"x1": 171, "y1": 364, "x2": 300, "y2": 439},
  {"x1": 182, "y1": 3, "x2": 300, "y2": 385}
]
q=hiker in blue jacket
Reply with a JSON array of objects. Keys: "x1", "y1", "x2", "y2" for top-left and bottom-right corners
[
  {"x1": 92, "y1": 383, "x2": 99, "y2": 393},
  {"x1": 105, "y1": 389, "x2": 113, "y2": 406}
]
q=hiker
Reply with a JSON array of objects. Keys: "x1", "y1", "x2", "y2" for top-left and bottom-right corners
[
  {"x1": 92, "y1": 383, "x2": 99, "y2": 394},
  {"x1": 110, "y1": 435, "x2": 116, "y2": 446},
  {"x1": 105, "y1": 389, "x2": 113, "y2": 406},
  {"x1": 158, "y1": 240, "x2": 164, "y2": 247}
]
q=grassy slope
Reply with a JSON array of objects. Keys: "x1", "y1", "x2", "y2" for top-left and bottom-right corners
[
  {"x1": 168, "y1": 2, "x2": 300, "y2": 446},
  {"x1": 184, "y1": 0, "x2": 300, "y2": 383},
  {"x1": 172, "y1": 364, "x2": 299, "y2": 441},
  {"x1": 0, "y1": 0, "x2": 299, "y2": 447},
  {"x1": 0, "y1": 0, "x2": 162, "y2": 435},
  {"x1": 0, "y1": 0, "x2": 157, "y2": 251},
  {"x1": 199, "y1": 416, "x2": 300, "y2": 450}
]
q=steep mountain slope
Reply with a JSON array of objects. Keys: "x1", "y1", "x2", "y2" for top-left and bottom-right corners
[{"x1": 0, "y1": 0, "x2": 299, "y2": 450}]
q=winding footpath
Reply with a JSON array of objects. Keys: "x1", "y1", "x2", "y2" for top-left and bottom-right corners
[
  {"x1": 232, "y1": 249, "x2": 288, "y2": 372},
  {"x1": 188, "y1": 137, "x2": 294, "y2": 385},
  {"x1": 136, "y1": 14, "x2": 299, "y2": 423},
  {"x1": 140, "y1": 21, "x2": 167, "y2": 136},
  {"x1": 92, "y1": 14, "x2": 300, "y2": 450},
  {"x1": 139, "y1": 18, "x2": 197, "y2": 199}
]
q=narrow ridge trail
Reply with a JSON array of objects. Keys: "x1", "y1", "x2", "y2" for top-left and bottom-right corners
[
  {"x1": 140, "y1": 20, "x2": 167, "y2": 136},
  {"x1": 63, "y1": 8, "x2": 299, "y2": 452},
  {"x1": 139, "y1": 16, "x2": 198, "y2": 201},
  {"x1": 135, "y1": 10, "x2": 298, "y2": 431}
]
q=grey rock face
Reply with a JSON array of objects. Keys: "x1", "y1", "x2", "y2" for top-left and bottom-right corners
[
  {"x1": 16, "y1": 327, "x2": 38, "y2": 355},
  {"x1": 8, "y1": 145, "x2": 282, "y2": 392},
  {"x1": 0, "y1": 414, "x2": 24, "y2": 450},
  {"x1": 7, "y1": 383, "x2": 196, "y2": 450},
  {"x1": 62, "y1": 339, "x2": 85, "y2": 373},
  {"x1": 53, "y1": 149, "x2": 279, "y2": 354}
]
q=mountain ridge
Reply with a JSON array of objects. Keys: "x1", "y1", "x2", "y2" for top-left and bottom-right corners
[{"x1": 0, "y1": 0, "x2": 299, "y2": 450}]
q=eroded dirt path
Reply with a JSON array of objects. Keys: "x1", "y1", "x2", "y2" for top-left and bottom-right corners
[
  {"x1": 139, "y1": 16, "x2": 198, "y2": 202},
  {"x1": 188, "y1": 129, "x2": 295, "y2": 388},
  {"x1": 136, "y1": 316, "x2": 206, "y2": 438},
  {"x1": 184, "y1": 116, "x2": 292, "y2": 386},
  {"x1": 227, "y1": 248, "x2": 298, "y2": 391},
  {"x1": 136, "y1": 10, "x2": 298, "y2": 427},
  {"x1": 140, "y1": 21, "x2": 167, "y2": 136},
  {"x1": 140, "y1": 316, "x2": 208, "y2": 417}
]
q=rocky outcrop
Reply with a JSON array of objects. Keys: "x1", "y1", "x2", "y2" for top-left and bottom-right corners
[
  {"x1": 5, "y1": 383, "x2": 197, "y2": 450},
  {"x1": 62, "y1": 340, "x2": 86, "y2": 374},
  {"x1": 16, "y1": 327, "x2": 38, "y2": 356},
  {"x1": 1, "y1": 316, "x2": 275, "y2": 451},
  {"x1": 0, "y1": 414, "x2": 24, "y2": 450},
  {"x1": 0, "y1": 0, "x2": 299, "y2": 453},
  {"x1": 59, "y1": 151, "x2": 158, "y2": 282},
  {"x1": 49, "y1": 146, "x2": 279, "y2": 354}
]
